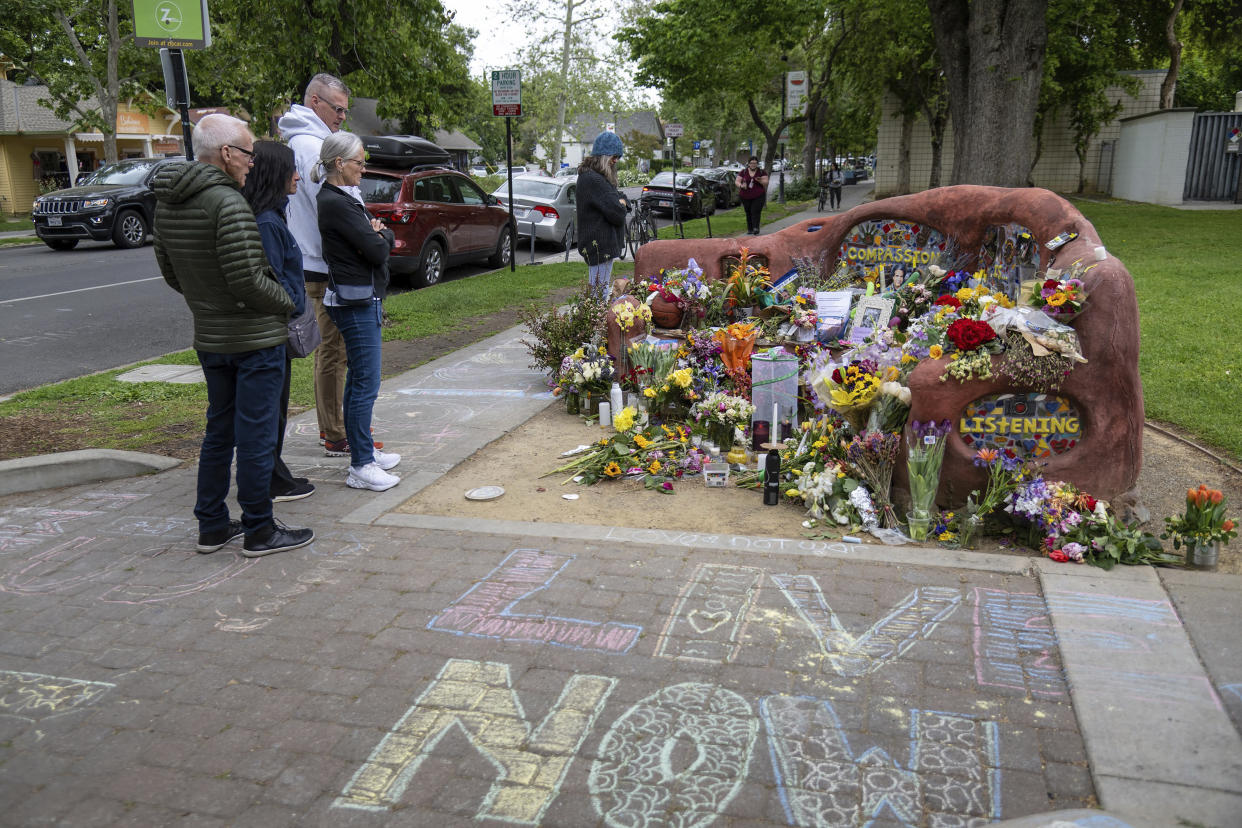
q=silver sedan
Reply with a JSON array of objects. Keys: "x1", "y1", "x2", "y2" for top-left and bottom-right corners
[{"x1": 492, "y1": 174, "x2": 577, "y2": 250}]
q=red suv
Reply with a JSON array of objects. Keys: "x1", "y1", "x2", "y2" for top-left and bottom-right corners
[{"x1": 360, "y1": 166, "x2": 513, "y2": 287}]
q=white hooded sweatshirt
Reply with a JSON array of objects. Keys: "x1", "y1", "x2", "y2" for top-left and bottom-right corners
[{"x1": 277, "y1": 104, "x2": 363, "y2": 276}]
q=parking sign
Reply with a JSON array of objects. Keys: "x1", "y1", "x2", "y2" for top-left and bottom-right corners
[
  {"x1": 491, "y1": 70, "x2": 522, "y2": 117},
  {"x1": 665, "y1": 123, "x2": 683, "y2": 138}
]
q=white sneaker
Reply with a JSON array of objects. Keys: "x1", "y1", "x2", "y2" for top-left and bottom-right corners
[
  {"x1": 373, "y1": 449, "x2": 401, "y2": 471},
  {"x1": 346, "y1": 462, "x2": 400, "y2": 491}
]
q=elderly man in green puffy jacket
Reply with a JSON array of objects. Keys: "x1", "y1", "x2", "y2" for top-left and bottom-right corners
[{"x1": 153, "y1": 113, "x2": 314, "y2": 559}]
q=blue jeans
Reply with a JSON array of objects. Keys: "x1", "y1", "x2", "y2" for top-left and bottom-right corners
[
  {"x1": 588, "y1": 260, "x2": 613, "y2": 299},
  {"x1": 195, "y1": 345, "x2": 285, "y2": 536},
  {"x1": 326, "y1": 300, "x2": 383, "y2": 468}
]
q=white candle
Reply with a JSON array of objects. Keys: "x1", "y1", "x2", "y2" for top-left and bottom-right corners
[
  {"x1": 1093, "y1": 245, "x2": 1107, "y2": 261},
  {"x1": 772, "y1": 403, "x2": 779, "y2": 433},
  {"x1": 599, "y1": 402, "x2": 611, "y2": 429}
]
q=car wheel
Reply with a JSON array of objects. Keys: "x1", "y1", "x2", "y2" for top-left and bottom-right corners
[
  {"x1": 488, "y1": 226, "x2": 512, "y2": 268},
  {"x1": 416, "y1": 240, "x2": 444, "y2": 288},
  {"x1": 112, "y1": 210, "x2": 148, "y2": 249},
  {"x1": 44, "y1": 239, "x2": 79, "y2": 251}
]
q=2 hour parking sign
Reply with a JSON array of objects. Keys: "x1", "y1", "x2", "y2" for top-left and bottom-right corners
[{"x1": 492, "y1": 70, "x2": 522, "y2": 117}]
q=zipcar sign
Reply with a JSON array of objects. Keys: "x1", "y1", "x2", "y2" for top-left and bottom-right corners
[
  {"x1": 492, "y1": 70, "x2": 522, "y2": 117},
  {"x1": 132, "y1": 0, "x2": 211, "y2": 49}
]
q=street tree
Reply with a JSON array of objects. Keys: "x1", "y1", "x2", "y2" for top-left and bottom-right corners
[
  {"x1": 0, "y1": 0, "x2": 157, "y2": 164},
  {"x1": 926, "y1": 0, "x2": 1048, "y2": 186}
]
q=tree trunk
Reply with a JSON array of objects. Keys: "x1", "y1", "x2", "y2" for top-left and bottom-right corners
[
  {"x1": 1159, "y1": 0, "x2": 1185, "y2": 109},
  {"x1": 924, "y1": 95, "x2": 948, "y2": 189},
  {"x1": 801, "y1": 99, "x2": 827, "y2": 179},
  {"x1": 927, "y1": 0, "x2": 1048, "y2": 187},
  {"x1": 897, "y1": 110, "x2": 914, "y2": 194}
]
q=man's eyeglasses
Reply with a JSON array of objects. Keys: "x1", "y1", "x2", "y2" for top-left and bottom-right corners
[
  {"x1": 315, "y1": 96, "x2": 349, "y2": 117},
  {"x1": 226, "y1": 145, "x2": 255, "y2": 164}
]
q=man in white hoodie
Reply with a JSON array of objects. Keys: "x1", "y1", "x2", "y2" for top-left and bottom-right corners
[{"x1": 279, "y1": 74, "x2": 376, "y2": 458}]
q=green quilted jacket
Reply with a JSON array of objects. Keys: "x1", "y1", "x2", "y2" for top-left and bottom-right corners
[{"x1": 153, "y1": 161, "x2": 295, "y2": 353}]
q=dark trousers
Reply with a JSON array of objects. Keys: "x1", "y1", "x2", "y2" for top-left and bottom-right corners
[
  {"x1": 829, "y1": 186, "x2": 841, "y2": 209},
  {"x1": 742, "y1": 195, "x2": 765, "y2": 233},
  {"x1": 270, "y1": 352, "x2": 296, "y2": 497},
  {"x1": 194, "y1": 345, "x2": 284, "y2": 536}
]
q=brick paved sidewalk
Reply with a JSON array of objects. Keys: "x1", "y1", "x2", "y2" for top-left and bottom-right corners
[{"x1": 0, "y1": 301, "x2": 1239, "y2": 827}]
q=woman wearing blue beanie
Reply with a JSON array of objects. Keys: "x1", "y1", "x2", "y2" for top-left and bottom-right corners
[{"x1": 576, "y1": 131, "x2": 629, "y2": 298}]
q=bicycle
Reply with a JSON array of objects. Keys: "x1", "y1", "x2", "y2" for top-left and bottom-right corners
[{"x1": 626, "y1": 199, "x2": 659, "y2": 258}]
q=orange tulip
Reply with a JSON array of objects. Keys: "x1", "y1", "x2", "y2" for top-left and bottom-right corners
[
  {"x1": 1223, "y1": 520, "x2": 1235, "y2": 532},
  {"x1": 1195, "y1": 490, "x2": 1209, "y2": 508},
  {"x1": 1209, "y1": 490, "x2": 1223, "y2": 504},
  {"x1": 1187, "y1": 488, "x2": 1197, "y2": 502}
]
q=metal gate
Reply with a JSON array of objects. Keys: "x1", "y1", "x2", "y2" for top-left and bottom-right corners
[{"x1": 1183, "y1": 112, "x2": 1242, "y2": 201}]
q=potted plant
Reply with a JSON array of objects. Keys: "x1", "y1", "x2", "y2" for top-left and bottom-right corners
[
  {"x1": 1162, "y1": 485, "x2": 1236, "y2": 569},
  {"x1": 723, "y1": 248, "x2": 771, "y2": 320}
]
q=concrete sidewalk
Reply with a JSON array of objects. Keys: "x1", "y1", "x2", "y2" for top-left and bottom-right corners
[{"x1": 0, "y1": 202, "x2": 1238, "y2": 827}]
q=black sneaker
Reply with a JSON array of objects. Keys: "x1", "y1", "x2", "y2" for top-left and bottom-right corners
[
  {"x1": 272, "y1": 480, "x2": 315, "y2": 502},
  {"x1": 242, "y1": 521, "x2": 314, "y2": 558},
  {"x1": 196, "y1": 520, "x2": 244, "y2": 554}
]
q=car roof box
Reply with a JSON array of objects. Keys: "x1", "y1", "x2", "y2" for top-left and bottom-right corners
[{"x1": 362, "y1": 135, "x2": 450, "y2": 169}]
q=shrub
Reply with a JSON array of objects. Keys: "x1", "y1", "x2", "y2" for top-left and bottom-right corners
[{"x1": 518, "y1": 282, "x2": 610, "y2": 377}]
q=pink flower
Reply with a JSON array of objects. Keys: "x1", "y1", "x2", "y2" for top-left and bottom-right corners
[{"x1": 661, "y1": 481, "x2": 673, "y2": 491}]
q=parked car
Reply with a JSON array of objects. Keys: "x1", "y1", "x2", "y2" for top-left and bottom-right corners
[
  {"x1": 697, "y1": 167, "x2": 740, "y2": 209},
  {"x1": 640, "y1": 171, "x2": 716, "y2": 218},
  {"x1": 31, "y1": 156, "x2": 184, "y2": 251},
  {"x1": 359, "y1": 165, "x2": 512, "y2": 288},
  {"x1": 492, "y1": 174, "x2": 577, "y2": 250},
  {"x1": 469, "y1": 165, "x2": 492, "y2": 178}
]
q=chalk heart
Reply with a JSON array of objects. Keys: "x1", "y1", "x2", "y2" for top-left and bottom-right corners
[{"x1": 687, "y1": 609, "x2": 731, "y2": 634}]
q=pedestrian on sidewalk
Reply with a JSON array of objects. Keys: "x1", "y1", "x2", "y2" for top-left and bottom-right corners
[
  {"x1": 736, "y1": 156, "x2": 769, "y2": 235},
  {"x1": 313, "y1": 131, "x2": 402, "y2": 492},
  {"x1": 240, "y1": 141, "x2": 316, "y2": 504},
  {"x1": 280, "y1": 73, "x2": 383, "y2": 459},
  {"x1": 827, "y1": 162, "x2": 843, "y2": 210},
  {"x1": 576, "y1": 131, "x2": 629, "y2": 299},
  {"x1": 152, "y1": 113, "x2": 314, "y2": 558}
]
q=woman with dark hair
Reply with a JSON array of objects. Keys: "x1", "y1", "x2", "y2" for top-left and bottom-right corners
[
  {"x1": 240, "y1": 141, "x2": 315, "y2": 503},
  {"x1": 735, "y1": 156, "x2": 769, "y2": 235}
]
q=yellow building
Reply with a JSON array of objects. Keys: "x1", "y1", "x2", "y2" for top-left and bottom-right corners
[{"x1": 0, "y1": 77, "x2": 184, "y2": 215}]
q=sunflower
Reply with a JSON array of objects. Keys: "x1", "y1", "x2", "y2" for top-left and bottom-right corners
[
  {"x1": 603, "y1": 462, "x2": 622, "y2": 478},
  {"x1": 634, "y1": 434, "x2": 651, "y2": 449},
  {"x1": 647, "y1": 460, "x2": 662, "y2": 474}
]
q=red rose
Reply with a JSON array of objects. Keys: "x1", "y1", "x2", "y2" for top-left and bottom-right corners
[
  {"x1": 934, "y1": 296, "x2": 962, "y2": 309},
  {"x1": 1048, "y1": 549, "x2": 1069, "y2": 563},
  {"x1": 946, "y1": 319, "x2": 997, "y2": 351},
  {"x1": 831, "y1": 368, "x2": 843, "y2": 384}
]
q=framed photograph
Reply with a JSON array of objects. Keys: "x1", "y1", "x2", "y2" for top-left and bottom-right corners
[{"x1": 845, "y1": 296, "x2": 894, "y2": 344}]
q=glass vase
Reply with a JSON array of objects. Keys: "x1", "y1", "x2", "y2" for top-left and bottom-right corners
[
  {"x1": 565, "y1": 392, "x2": 580, "y2": 415},
  {"x1": 1187, "y1": 540, "x2": 1220, "y2": 571},
  {"x1": 906, "y1": 510, "x2": 931, "y2": 542}
]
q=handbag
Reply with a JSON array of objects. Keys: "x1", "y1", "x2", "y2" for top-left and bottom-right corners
[
  {"x1": 330, "y1": 279, "x2": 375, "y2": 306},
  {"x1": 286, "y1": 302, "x2": 321, "y2": 358}
]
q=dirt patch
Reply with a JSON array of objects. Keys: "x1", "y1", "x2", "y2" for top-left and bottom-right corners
[{"x1": 397, "y1": 404, "x2": 1242, "y2": 574}]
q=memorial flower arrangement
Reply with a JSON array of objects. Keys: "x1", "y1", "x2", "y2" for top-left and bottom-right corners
[
  {"x1": 1029, "y1": 266, "x2": 1089, "y2": 319},
  {"x1": 790, "y1": 289, "x2": 819, "y2": 330},
  {"x1": 845, "y1": 430, "x2": 903, "y2": 528},
  {"x1": 627, "y1": 341, "x2": 679, "y2": 388},
  {"x1": 692, "y1": 391, "x2": 755, "y2": 448},
  {"x1": 906, "y1": 419, "x2": 952, "y2": 518},
  {"x1": 809, "y1": 359, "x2": 885, "y2": 433},
  {"x1": 723, "y1": 248, "x2": 771, "y2": 310},
  {"x1": 1163, "y1": 485, "x2": 1237, "y2": 550},
  {"x1": 545, "y1": 416, "x2": 692, "y2": 486},
  {"x1": 557, "y1": 346, "x2": 614, "y2": 394},
  {"x1": 612, "y1": 300, "x2": 651, "y2": 333}
]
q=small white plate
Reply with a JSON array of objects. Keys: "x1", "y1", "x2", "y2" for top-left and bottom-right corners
[
  {"x1": 465, "y1": 486, "x2": 505, "y2": 501},
  {"x1": 562, "y1": 494, "x2": 579, "y2": 501}
]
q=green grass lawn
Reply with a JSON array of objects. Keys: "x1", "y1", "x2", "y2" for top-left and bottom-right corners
[
  {"x1": 1, "y1": 198, "x2": 1236, "y2": 462},
  {"x1": 1071, "y1": 200, "x2": 1241, "y2": 459},
  {"x1": 0, "y1": 216, "x2": 33, "y2": 232}
]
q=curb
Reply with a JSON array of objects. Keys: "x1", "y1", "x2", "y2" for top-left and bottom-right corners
[{"x1": 0, "y1": 448, "x2": 182, "y2": 496}]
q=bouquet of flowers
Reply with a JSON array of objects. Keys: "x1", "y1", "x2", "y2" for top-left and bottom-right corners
[
  {"x1": 545, "y1": 415, "x2": 694, "y2": 487},
  {"x1": 692, "y1": 391, "x2": 755, "y2": 449},
  {"x1": 790, "y1": 288, "x2": 819, "y2": 330},
  {"x1": 906, "y1": 419, "x2": 952, "y2": 520},
  {"x1": 1028, "y1": 267, "x2": 1089, "y2": 320},
  {"x1": 940, "y1": 317, "x2": 1003, "y2": 384},
  {"x1": 639, "y1": 259, "x2": 714, "y2": 323},
  {"x1": 628, "y1": 341, "x2": 679, "y2": 389},
  {"x1": 612, "y1": 300, "x2": 652, "y2": 333},
  {"x1": 845, "y1": 431, "x2": 903, "y2": 528},
  {"x1": 557, "y1": 346, "x2": 614, "y2": 394},
  {"x1": 1163, "y1": 485, "x2": 1237, "y2": 551},
  {"x1": 641, "y1": 366, "x2": 700, "y2": 422},
  {"x1": 809, "y1": 359, "x2": 883, "y2": 434}
]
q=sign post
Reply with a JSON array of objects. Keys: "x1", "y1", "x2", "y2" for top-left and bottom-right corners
[
  {"x1": 666, "y1": 123, "x2": 684, "y2": 236},
  {"x1": 492, "y1": 69, "x2": 522, "y2": 272},
  {"x1": 133, "y1": 0, "x2": 211, "y2": 159}
]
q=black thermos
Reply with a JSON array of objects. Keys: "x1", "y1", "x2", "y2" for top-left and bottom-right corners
[{"x1": 763, "y1": 451, "x2": 781, "y2": 506}]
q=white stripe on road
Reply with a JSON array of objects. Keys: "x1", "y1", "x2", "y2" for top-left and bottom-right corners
[{"x1": 0, "y1": 276, "x2": 163, "y2": 304}]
